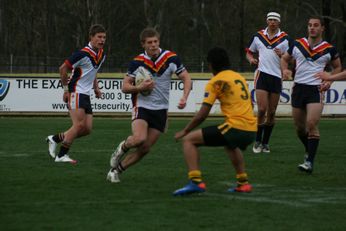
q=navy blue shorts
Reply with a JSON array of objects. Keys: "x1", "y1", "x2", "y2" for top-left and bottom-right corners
[
  {"x1": 291, "y1": 83, "x2": 322, "y2": 109},
  {"x1": 132, "y1": 107, "x2": 168, "y2": 133},
  {"x1": 68, "y1": 92, "x2": 92, "y2": 114},
  {"x1": 255, "y1": 71, "x2": 282, "y2": 93}
]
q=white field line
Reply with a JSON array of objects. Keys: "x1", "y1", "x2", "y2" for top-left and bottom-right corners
[
  {"x1": 0, "y1": 153, "x2": 31, "y2": 157},
  {"x1": 3, "y1": 192, "x2": 345, "y2": 208},
  {"x1": 2, "y1": 184, "x2": 345, "y2": 208},
  {"x1": 0, "y1": 149, "x2": 112, "y2": 157},
  {"x1": 214, "y1": 181, "x2": 346, "y2": 207},
  {"x1": 204, "y1": 192, "x2": 309, "y2": 207}
]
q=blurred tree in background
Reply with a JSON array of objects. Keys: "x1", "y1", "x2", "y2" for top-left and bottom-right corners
[{"x1": 0, "y1": 0, "x2": 345, "y2": 73}]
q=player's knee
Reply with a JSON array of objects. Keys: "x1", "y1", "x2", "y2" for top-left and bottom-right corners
[
  {"x1": 182, "y1": 135, "x2": 201, "y2": 147},
  {"x1": 295, "y1": 125, "x2": 306, "y2": 136},
  {"x1": 74, "y1": 122, "x2": 85, "y2": 133},
  {"x1": 306, "y1": 121, "x2": 318, "y2": 134},
  {"x1": 257, "y1": 108, "x2": 266, "y2": 118},
  {"x1": 296, "y1": 129, "x2": 306, "y2": 137},
  {"x1": 138, "y1": 144, "x2": 150, "y2": 156},
  {"x1": 83, "y1": 127, "x2": 92, "y2": 135},
  {"x1": 74, "y1": 123, "x2": 91, "y2": 137},
  {"x1": 132, "y1": 135, "x2": 146, "y2": 147},
  {"x1": 266, "y1": 111, "x2": 276, "y2": 123},
  {"x1": 306, "y1": 119, "x2": 316, "y2": 128}
]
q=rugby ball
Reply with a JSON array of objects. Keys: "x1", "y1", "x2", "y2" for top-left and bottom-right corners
[{"x1": 135, "y1": 66, "x2": 153, "y2": 96}]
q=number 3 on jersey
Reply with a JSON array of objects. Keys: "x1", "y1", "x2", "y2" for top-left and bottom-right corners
[{"x1": 234, "y1": 80, "x2": 249, "y2": 100}]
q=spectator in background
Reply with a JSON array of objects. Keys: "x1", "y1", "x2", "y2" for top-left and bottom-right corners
[{"x1": 246, "y1": 12, "x2": 291, "y2": 153}]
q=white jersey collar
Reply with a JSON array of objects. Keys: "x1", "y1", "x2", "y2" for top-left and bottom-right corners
[{"x1": 263, "y1": 27, "x2": 281, "y2": 38}]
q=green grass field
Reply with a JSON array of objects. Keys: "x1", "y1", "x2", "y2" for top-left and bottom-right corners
[{"x1": 1, "y1": 117, "x2": 346, "y2": 230}]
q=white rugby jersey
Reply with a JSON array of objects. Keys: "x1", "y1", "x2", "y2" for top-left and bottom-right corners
[
  {"x1": 64, "y1": 42, "x2": 106, "y2": 95},
  {"x1": 288, "y1": 38, "x2": 339, "y2": 85},
  {"x1": 246, "y1": 28, "x2": 291, "y2": 78},
  {"x1": 127, "y1": 48, "x2": 185, "y2": 110}
]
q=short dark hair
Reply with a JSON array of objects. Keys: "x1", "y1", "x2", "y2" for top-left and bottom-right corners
[
  {"x1": 140, "y1": 28, "x2": 160, "y2": 43},
  {"x1": 89, "y1": 24, "x2": 106, "y2": 37},
  {"x1": 308, "y1": 15, "x2": 325, "y2": 26},
  {"x1": 207, "y1": 47, "x2": 231, "y2": 73}
]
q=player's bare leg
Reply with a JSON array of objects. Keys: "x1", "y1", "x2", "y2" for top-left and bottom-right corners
[
  {"x1": 297, "y1": 103, "x2": 323, "y2": 172},
  {"x1": 173, "y1": 129, "x2": 206, "y2": 196},
  {"x1": 109, "y1": 119, "x2": 148, "y2": 168},
  {"x1": 121, "y1": 128, "x2": 161, "y2": 169},
  {"x1": 108, "y1": 125, "x2": 161, "y2": 183},
  {"x1": 262, "y1": 92, "x2": 280, "y2": 152},
  {"x1": 226, "y1": 147, "x2": 252, "y2": 192},
  {"x1": 55, "y1": 109, "x2": 88, "y2": 163},
  {"x1": 253, "y1": 89, "x2": 268, "y2": 153}
]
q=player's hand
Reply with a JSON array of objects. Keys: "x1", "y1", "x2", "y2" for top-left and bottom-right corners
[
  {"x1": 320, "y1": 81, "x2": 332, "y2": 92},
  {"x1": 249, "y1": 57, "x2": 258, "y2": 66},
  {"x1": 138, "y1": 79, "x2": 155, "y2": 91},
  {"x1": 63, "y1": 92, "x2": 69, "y2": 103},
  {"x1": 315, "y1": 72, "x2": 331, "y2": 81},
  {"x1": 175, "y1": 129, "x2": 188, "y2": 141},
  {"x1": 94, "y1": 88, "x2": 102, "y2": 99},
  {"x1": 282, "y1": 69, "x2": 292, "y2": 80},
  {"x1": 274, "y1": 48, "x2": 282, "y2": 57},
  {"x1": 177, "y1": 97, "x2": 187, "y2": 109}
]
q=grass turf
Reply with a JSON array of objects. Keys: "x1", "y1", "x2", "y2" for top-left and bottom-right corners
[{"x1": 0, "y1": 117, "x2": 346, "y2": 230}]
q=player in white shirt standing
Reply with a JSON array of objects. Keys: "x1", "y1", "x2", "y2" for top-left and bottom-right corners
[
  {"x1": 246, "y1": 12, "x2": 291, "y2": 153},
  {"x1": 107, "y1": 28, "x2": 192, "y2": 183},
  {"x1": 281, "y1": 16, "x2": 342, "y2": 173},
  {"x1": 46, "y1": 24, "x2": 106, "y2": 163}
]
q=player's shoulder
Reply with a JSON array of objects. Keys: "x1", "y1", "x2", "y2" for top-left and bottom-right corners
[
  {"x1": 130, "y1": 53, "x2": 143, "y2": 62},
  {"x1": 160, "y1": 50, "x2": 178, "y2": 61},
  {"x1": 66, "y1": 47, "x2": 90, "y2": 64},
  {"x1": 295, "y1": 37, "x2": 308, "y2": 43},
  {"x1": 320, "y1": 40, "x2": 335, "y2": 48},
  {"x1": 80, "y1": 46, "x2": 99, "y2": 56},
  {"x1": 253, "y1": 29, "x2": 265, "y2": 37},
  {"x1": 279, "y1": 31, "x2": 290, "y2": 39},
  {"x1": 161, "y1": 49, "x2": 177, "y2": 56},
  {"x1": 257, "y1": 29, "x2": 265, "y2": 34},
  {"x1": 129, "y1": 53, "x2": 147, "y2": 67},
  {"x1": 212, "y1": 70, "x2": 244, "y2": 82}
]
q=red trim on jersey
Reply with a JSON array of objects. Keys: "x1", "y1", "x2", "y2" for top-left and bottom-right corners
[
  {"x1": 245, "y1": 48, "x2": 253, "y2": 54},
  {"x1": 64, "y1": 60, "x2": 73, "y2": 69},
  {"x1": 76, "y1": 93, "x2": 79, "y2": 109},
  {"x1": 134, "y1": 52, "x2": 177, "y2": 73},
  {"x1": 297, "y1": 38, "x2": 332, "y2": 56},
  {"x1": 155, "y1": 52, "x2": 176, "y2": 71},
  {"x1": 258, "y1": 31, "x2": 288, "y2": 45},
  {"x1": 82, "y1": 47, "x2": 104, "y2": 64}
]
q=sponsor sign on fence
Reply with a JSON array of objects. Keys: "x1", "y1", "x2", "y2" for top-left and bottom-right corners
[{"x1": 0, "y1": 77, "x2": 346, "y2": 115}]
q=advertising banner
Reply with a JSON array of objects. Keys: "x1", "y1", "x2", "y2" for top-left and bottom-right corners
[{"x1": 0, "y1": 77, "x2": 346, "y2": 115}]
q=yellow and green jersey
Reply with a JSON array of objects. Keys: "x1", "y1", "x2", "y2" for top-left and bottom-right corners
[{"x1": 203, "y1": 70, "x2": 257, "y2": 132}]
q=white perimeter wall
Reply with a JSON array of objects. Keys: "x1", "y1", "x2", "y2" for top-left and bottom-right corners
[{"x1": 1, "y1": 77, "x2": 346, "y2": 115}]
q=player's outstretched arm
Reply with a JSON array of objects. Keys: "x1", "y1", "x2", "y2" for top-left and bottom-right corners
[
  {"x1": 175, "y1": 103, "x2": 211, "y2": 141},
  {"x1": 316, "y1": 71, "x2": 346, "y2": 81}
]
